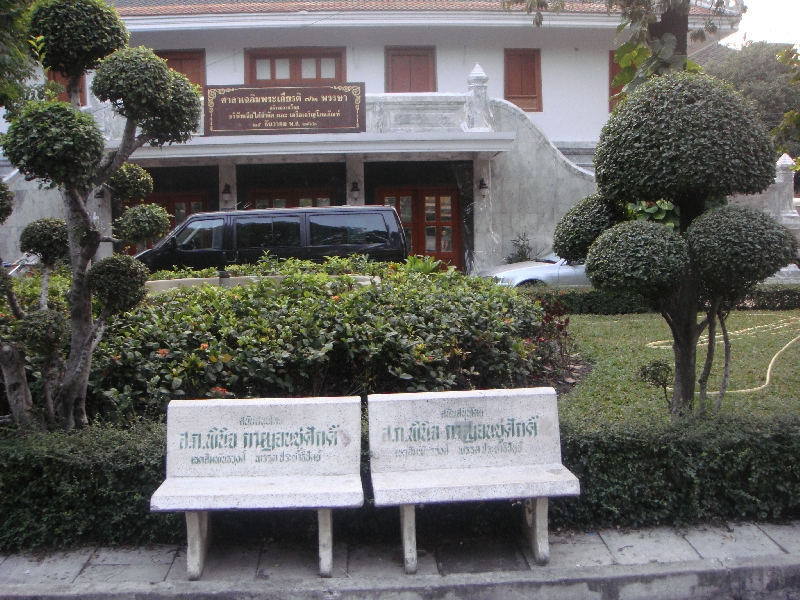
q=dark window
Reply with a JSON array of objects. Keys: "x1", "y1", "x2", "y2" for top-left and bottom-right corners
[
  {"x1": 385, "y1": 47, "x2": 436, "y2": 92},
  {"x1": 504, "y1": 49, "x2": 542, "y2": 112},
  {"x1": 236, "y1": 216, "x2": 301, "y2": 248},
  {"x1": 245, "y1": 48, "x2": 346, "y2": 86},
  {"x1": 309, "y1": 214, "x2": 388, "y2": 246},
  {"x1": 176, "y1": 218, "x2": 224, "y2": 250}
]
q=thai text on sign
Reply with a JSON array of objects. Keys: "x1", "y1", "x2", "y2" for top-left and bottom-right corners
[{"x1": 205, "y1": 84, "x2": 365, "y2": 135}]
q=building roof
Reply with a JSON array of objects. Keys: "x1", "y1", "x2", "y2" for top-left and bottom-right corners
[
  {"x1": 689, "y1": 41, "x2": 737, "y2": 66},
  {"x1": 111, "y1": 0, "x2": 721, "y2": 18}
]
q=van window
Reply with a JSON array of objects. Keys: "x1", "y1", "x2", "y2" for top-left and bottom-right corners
[
  {"x1": 309, "y1": 213, "x2": 388, "y2": 246},
  {"x1": 236, "y1": 216, "x2": 301, "y2": 248},
  {"x1": 176, "y1": 218, "x2": 224, "y2": 250}
]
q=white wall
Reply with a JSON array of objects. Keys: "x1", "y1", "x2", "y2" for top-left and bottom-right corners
[{"x1": 129, "y1": 24, "x2": 619, "y2": 144}]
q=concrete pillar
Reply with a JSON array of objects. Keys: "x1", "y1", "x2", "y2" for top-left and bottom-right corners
[
  {"x1": 400, "y1": 504, "x2": 417, "y2": 574},
  {"x1": 317, "y1": 508, "x2": 333, "y2": 577},
  {"x1": 471, "y1": 158, "x2": 497, "y2": 274},
  {"x1": 523, "y1": 497, "x2": 550, "y2": 565},
  {"x1": 185, "y1": 510, "x2": 211, "y2": 580},
  {"x1": 218, "y1": 163, "x2": 237, "y2": 211},
  {"x1": 346, "y1": 155, "x2": 365, "y2": 206}
]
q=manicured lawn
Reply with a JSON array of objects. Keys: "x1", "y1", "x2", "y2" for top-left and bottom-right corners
[{"x1": 563, "y1": 309, "x2": 800, "y2": 428}]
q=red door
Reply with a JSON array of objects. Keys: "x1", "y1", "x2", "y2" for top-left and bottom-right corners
[
  {"x1": 145, "y1": 191, "x2": 211, "y2": 229},
  {"x1": 377, "y1": 186, "x2": 461, "y2": 269}
]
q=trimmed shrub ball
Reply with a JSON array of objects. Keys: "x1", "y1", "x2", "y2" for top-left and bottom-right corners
[{"x1": 553, "y1": 194, "x2": 627, "y2": 262}]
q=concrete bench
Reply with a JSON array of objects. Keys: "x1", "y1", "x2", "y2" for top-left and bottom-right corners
[
  {"x1": 368, "y1": 387, "x2": 579, "y2": 573},
  {"x1": 150, "y1": 396, "x2": 363, "y2": 580}
]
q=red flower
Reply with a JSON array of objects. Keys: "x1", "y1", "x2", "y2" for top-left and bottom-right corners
[{"x1": 157, "y1": 348, "x2": 168, "y2": 357}]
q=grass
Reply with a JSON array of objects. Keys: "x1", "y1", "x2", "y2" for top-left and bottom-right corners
[{"x1": 562, "y1": 309, "x2": 800, "y2": 428}]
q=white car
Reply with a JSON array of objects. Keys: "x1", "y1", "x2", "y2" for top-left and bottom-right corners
[{"x1": 478, "y1": 253, "x2": 589, "y2": 287}]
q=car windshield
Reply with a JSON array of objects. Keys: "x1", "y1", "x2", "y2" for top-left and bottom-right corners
[{"x1": 539, "y1": 252, "x2": 561, "y2": 264}]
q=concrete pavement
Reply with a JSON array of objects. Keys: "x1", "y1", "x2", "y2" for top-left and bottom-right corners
[{"x1": 0, "y1": 520, "x2": 799, "y2": 599}]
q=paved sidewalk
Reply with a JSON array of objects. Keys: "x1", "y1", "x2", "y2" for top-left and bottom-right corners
[{"x1": 1, "y1": 521, "x2": 799, "y2": 599}]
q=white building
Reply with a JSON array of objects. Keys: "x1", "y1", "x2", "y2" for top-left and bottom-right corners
[{"x1": 1, "y1": 0, "x2": 735, "y2": 271}]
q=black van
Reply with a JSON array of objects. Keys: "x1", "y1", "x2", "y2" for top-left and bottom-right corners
[{"x1": 136, "y1": 206, "x2": 408, "y2": 272}]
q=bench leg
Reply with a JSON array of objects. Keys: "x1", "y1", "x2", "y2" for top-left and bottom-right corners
[
  {"x1": 185, "y1": 511, "x2": 211, "y2": 580},
  {"x1": 400, "y1": 504, "x2": 417, "y2": 574},
  {"x1": 523, "y1": 497, "x2": 549, "y2": 565},
  {"x1": 318, "y1": 508, "x2": 333, "y2": 578}
]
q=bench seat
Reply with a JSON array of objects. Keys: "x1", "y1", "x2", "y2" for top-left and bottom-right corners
[
  {"x1": 151, "y1": 474, "x2": 364, "y2": 511},
  {"x1": 371, "y1": 464, "x2": 579, "y2": 506}
]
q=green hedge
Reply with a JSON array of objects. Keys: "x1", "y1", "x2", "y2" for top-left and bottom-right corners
[
  {"x1": 524, "y1": 284, "x2": 800, "y2": 315},
  {"x1": 552, "y1": 414, "x2": 800, "y2": 528},
  {"x1": 0, "y1": 423, "x2": 182, "y2": 551},
  {"x1": 90, "y1": 269, "x2": 559, "y2": 422},
  {"x1": 1, "y1": 414, "x2": 797, "y2": 551}
]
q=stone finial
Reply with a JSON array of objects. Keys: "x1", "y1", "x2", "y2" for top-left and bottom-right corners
[
  {"x1": 777, "y1": 153, "x2": 796, "y2": 168},
  {"x1": 468, "y1": 63, "x2": 489, "y2": 86},
  {"x1": 465, "y1": 63, "x2": 493, "y2": 132}
]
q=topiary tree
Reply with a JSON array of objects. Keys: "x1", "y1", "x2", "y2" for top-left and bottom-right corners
[
  {"x1": 113, "y1": 203, "x2": 171, "y2": 248},
  {"x1": 556, "y1": 72, "x2": 792, "y2": 419},
  {"x1": 0, "y1": 0, "x2": 201, "y2": 430},
  {"x1": 686, "y1": 205, "x2": 798, "y2": 409},
  {"x1": 552, "y1": 194, "x2": 626, "y2": 262},
  {"x1": 19, "y1": 217, "x2": 69, "y2": 311}
]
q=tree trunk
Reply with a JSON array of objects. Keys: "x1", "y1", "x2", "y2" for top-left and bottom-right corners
[
  {"x1": 0, "y1": 343, "x2": 45, "y2": 431},
  {"x1": 54, "y1": 189, "x2": 100, "y2": 430},
  {"x1": 715, "y1": 309, "x2": 732, "y2": 412},
  {"x1": 664, "y1": 268, "x2": 702, "y2": 419},
  {"x1": 697, "y1": 298, "x2": 721, "y2": 415},
  {"x1": 648, "y1": 4, "x2": 689, "y2": 56}
]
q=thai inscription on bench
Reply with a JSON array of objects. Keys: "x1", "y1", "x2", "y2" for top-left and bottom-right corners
[
  {"x1": 369, "y1": 390, "x2": 563, "y2": 472},
  {"x1": 165, "y1": 398, "x2": 358, "y2": 478},
  {"x1": 205, "y1": 84, "x2": 366, "y2": 135}
]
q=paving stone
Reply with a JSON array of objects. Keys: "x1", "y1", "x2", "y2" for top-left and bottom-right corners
[
  {"x1": 74, "y1": 563, "x2": 171, "y2": 584},
  {"x1": 89, "y1": 546, "x2": 178, "y2": 565},
  {"x1": 600, "y1": 528, "x2": 701, "y2": 565},
  {"x1": 756, "y1": 522, "x2": 800, "y2": 554},
  {"x1": 348, "y1": 543, "x2": 439, "y2": 578},
  {"x1": 256, "y1": 539, "x2": 348, "y2": 581},
  {"x1": 684, "y1": 523, "x2": 784, "y2": 560},
  {"x1": 436, "y1": 537, "x2": 529, "y2": 575},
  {"x1": 0, "y1": 548, "x2": 94, "y2": 584},
  {"x1": 187, "y1": 542, "x2": 261, "y2": 581},
  {"x1": 165, "y1": 549, "x2": 188, "y2": 581},
  {"x1": 541, "y1": 532, "x2": 614, "y2": 568}
]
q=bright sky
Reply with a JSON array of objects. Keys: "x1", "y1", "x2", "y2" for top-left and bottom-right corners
[{"x1": 721, "y1": 0, "x2": 800, "y2": 47}]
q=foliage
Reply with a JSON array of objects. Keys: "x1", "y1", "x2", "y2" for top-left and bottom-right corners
[
  {"x1": 738, "y1": 285, "x2": 800, "y2": 311},
  {"x1": 504, "y1": 232, "x2": 539, "y2": 264},
  {"x1": 637, "y1": 359, "x2": 673, "y2": 407},
  {"x1": 402, "y1": 254, "x2": 445, "y2": 274},
  {"x1": 91, "y1": 46, "x2": 172, "y2": 121},
  {"x1": 107, "y1": 163, "x2": 153, "y2": 202},
  {"x1": 2, "y1": 101, "x2": 104, "y2": 188},
  {"x1": 552, "y1": 414, "x2": 800, "y2": 529},
  {"x1": 627, "y1": 199, "x2": 680, "y2": 230},
  {"x1": 16, "y1": 309, "x2": 68, "y2": 357},
  {"x1": 553, "y1": 194, "x2": 627, "y2": 262},
  {"x1": 140, "y1": 70, "x2": 202, "y2": 146},
  {"x1": 89, "y1": 265, "x2": 562, "y2": 422},
  {"x1": 0, "y1": 180, "x2": 13, "y2": 224},
  {"x1": 114, "y1": 204, "x2": 170, "y2": 245},
  {"x1": 0, "y1": 0, "x2": 34, "y2": 108},
  {"x1": 522, "y1": 285, "x2": 653, "y2": 315},
  {"x1": 19, "y1": 218, "x2": 68, "y2": 266},
  {"x1": 0, "y1": 423, "x2": 182, "y2": 551},
  {"x1": 706, "y1": 42, "x2": 800, "y2": 164},
  {"x1": 775, "y1": 46, "x2": 800, "y2": 164},
  {"x1": 596, "y1": 73, "x2": 775, "y2": 214},
  {"x1": 87, "y1": 255, "x2": 149, "y2": 314},
  {"x1": 687, "y1": 205, "x2": 798, "y2": 302},
  {"x1": 28, "y1": 0, "x2": 127, "y2": 78},
  {"x1": 585, "y1": 221, "x2": 689, "y2": 300}
]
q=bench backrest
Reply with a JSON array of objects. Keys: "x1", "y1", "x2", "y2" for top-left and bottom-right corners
[
  {"x1": 368, "y1": 388, "x2": 563, "y2": 474},
  {"x1": 165, "y1": 397, "x2": 361, "y2": 478}
]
